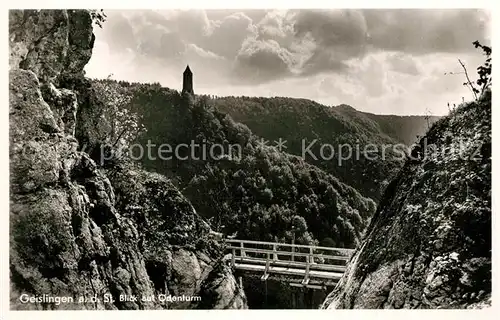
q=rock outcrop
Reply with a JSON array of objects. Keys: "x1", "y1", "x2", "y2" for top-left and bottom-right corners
[
  {"x1": 9, "y1": 9, "x2": 247, "y2": 310},
  {"x1": 322, "y1": 92, "x2": 491, "y2": 309},
  {"x1": 9, "y1": 10, "x2": 94, "y2": 82}
]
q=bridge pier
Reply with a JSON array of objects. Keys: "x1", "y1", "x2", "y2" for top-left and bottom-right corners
[
  {"x1": 306, "y1": 287, "x2": 314, "y2": 307},
  {"x1": 235, "y1": 272, "x2": 337, "y2": 309}
]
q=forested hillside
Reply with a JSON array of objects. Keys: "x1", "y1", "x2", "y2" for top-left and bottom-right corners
[
  {"x1": 212, "y1": 97, "x2": 438, "y2": 199},
  {"x1": 89, "y1": 79, "x2": 376, "y2": 249}
]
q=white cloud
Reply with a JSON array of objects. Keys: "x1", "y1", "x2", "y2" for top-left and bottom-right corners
[
  {"x1": 203, "y1": 12, "x2": 257, "y2": 58},
  {"x1": 233, "y1": 38, "x2": 295, "y2": 83}
]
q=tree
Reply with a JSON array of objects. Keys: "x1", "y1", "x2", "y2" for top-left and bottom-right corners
[
  {"x1": 291, "y1": 215, "x2": 308, "y2": 234},
  {"x1": 89, "y1": 9, "x2": 107, "y2": 28},
  {"x1": 459, "y1": 41, "x2": 492, "y2": 101},
  {"x1": 473, "y1": 41, "x2": 492, "y2": 96},
  {"x1": 91, "y1": 81, "x2": 146, "y2": 153}
]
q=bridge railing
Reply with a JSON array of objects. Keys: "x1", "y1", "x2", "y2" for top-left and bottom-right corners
[{"x1": 225, "y1": 239, "x2": 354, "y2": 283}]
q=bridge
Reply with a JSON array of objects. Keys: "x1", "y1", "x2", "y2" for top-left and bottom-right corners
[{"x1": 225, "y1": 239, "x2": 354, "y2": 290}]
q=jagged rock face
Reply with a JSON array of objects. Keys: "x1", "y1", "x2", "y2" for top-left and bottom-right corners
[
  {"x1": 322, "y1": 93, "x2": 491, "y2": 309},
  {"x1": 9, "y1": 9, "x2": 94, "y2": 81},
  {"x1": 9, "y1": 9, "x2": 247, "y2": 310}
]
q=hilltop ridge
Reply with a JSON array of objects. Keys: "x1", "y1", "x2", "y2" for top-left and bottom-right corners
[{"x1": 211, "y1": 95, "x2": 438, "y2": 200}]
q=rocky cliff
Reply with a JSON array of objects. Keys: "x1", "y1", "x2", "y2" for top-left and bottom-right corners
[
  {"x1": 321, "y1": 92, "x2": 491, "y2": 309},
  {"x1": 9, "y1": 9, "x2": 247, "y2": 310}
]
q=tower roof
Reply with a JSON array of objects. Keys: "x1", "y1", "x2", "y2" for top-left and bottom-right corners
[{"x1": 184, "y1": 65, "x2": 192, "y2": 74}]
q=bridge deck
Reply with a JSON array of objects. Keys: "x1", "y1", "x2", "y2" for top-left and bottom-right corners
[
  {"x1": 234, "y1": 263, "x2": 344, "y2": 279},
  {"x1": 232, "y1": 255, "x2": 348, "y2": 273},
  {"x1": 225, "y1": 239, "x2": 354, "y2": 289}
]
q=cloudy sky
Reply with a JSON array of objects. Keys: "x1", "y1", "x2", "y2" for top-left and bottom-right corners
[{"x1": 85, "y1": 9, "x2": 491, "y2": 115}]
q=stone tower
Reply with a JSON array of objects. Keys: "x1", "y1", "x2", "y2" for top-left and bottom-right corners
[{"x1": 182, "y1": 65, "x2": 194, "y2": 95}]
